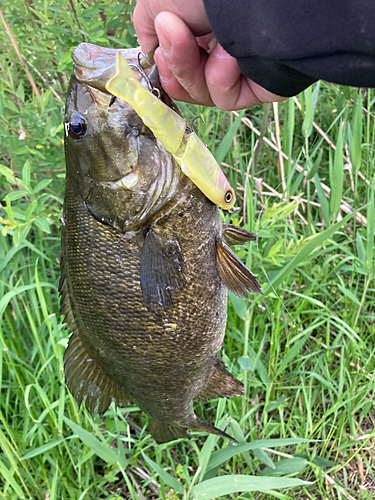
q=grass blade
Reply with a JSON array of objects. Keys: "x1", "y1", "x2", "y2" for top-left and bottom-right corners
[
  {"x1": 366, "y1": 178, "x2": 374, "y2": 270},
  {"x1": 214, "y1": 110, "x2": 245, "y2": 166},
  {"x1": 259, "y1": 457, "x2": 308, "y2": 476},
  {"x1": 141, "y1": 451, "x2": 184, "y2": 494},
  {"x1": 206, "y1": 438, "x2": 315, "y2": 472},
  {"x1": 313, "y1": 173, "x2": 329, "y2": 227},
  {"x1": 21, "y1": 439, "x2": 71, "y2": 460},
  {"x1": 351, "y1": 91, "x2": 363, "y2": 174},
  {"x1": 191, "y1": 475, "x2": 310, "y2": 499},
  {"x1": 264, "y1": 207, "x2": 360, "y2": 292},
  {"x1": 62, "y1": 416, "x2": 123, "y2": 466},
  {"x1": 329, "y1": 121, "x2": 344, "y2": 219},
  {"x1": 0, "y1": 460, "x2": 25, "y2": 499}
]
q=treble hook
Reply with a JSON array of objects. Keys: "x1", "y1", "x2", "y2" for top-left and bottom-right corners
[
  {"x1": 186, "y1": 115, "x2": 207, "y2": 134},
  {"x1": 129, "y1": 51, "x2": 161, "y2": 98}
]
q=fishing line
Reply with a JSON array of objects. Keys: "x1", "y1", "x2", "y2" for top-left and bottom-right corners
[
  {"x1": 254, "y1": 174, "x2": 304, "y2": 336},
  {"x1": 252, "y1": 110, "x2": 325, "y2": 338},
  {"x1": 234, "y1": 172, "x2": 307, "y2": 388}
]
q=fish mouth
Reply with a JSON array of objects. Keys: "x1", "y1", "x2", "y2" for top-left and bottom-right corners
[{"x1": 72, "y1": 43, "x2": 140, "y2": 92}]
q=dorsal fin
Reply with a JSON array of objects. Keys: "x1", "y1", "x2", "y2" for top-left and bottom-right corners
[
  {"x1": 63, "y1": 333, "x2": 130, "y2": 415},
  {"x1": 215, "y1": 238, "x2": 263, "y2": 297},
  {"x1": 59, "y1": 261, "x2": 129, "y2": 415},
  {"x1": 59, "y1": 258, "x2": 78, "y2": 331},
  {"x1": 195, "y1": 358, "x2": 244, "y2": 402},
  {"x1": 222, "y1": 224, "x2": 257, "y2": 246}
]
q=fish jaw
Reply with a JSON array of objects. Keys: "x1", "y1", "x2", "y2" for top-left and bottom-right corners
[{"x1": 72, "y1": 42, "x2": 158, "y2": 94}]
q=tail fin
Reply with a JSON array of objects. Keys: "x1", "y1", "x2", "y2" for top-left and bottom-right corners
[
  {"x1": 149, "y1": 420, "x2": 192, "y2": 443},
  {"x1": 194, "y1": 419, "x2": 236, "y2": 442},
  {"x1": 148, "y1": 418, "x2": 235, "y2": 444}
]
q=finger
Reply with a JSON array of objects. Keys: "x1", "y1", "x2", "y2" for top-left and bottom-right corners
[
  {"x1": 205, "y1": 44, "x2": 286, "y2": 110},
  {"x1": 248, "y1": 80, "x2": 288, "y2": 105},
  {"x1": 133, "y1": 2, "x2": 159, "y2": 54},
  {"x1": 133, "y1": 0, "x2": 211, "y2": 55},
  {"x1": 154, "y1": 49, "x2": 205, "y2": 104},
  {"x1": 205, "y1": 45, "x2": 262, "y2": 110},
  {"x1": 196, "y1": 33, "x2": 217, "y2": 53},
  {"x1": 154, "y1": 11, "x2": 214, "y2": 105},
  {"x1": 155, "y1": 49, "x2": 215, "y2": 105}
]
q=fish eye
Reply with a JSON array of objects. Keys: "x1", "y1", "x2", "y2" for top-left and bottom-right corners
[
  {"x1": 67, "y1": 114, "x2": 87, "y2": 140},
  {"x1": 225, "y1": 191, "x2": 233, "y2": 204}
]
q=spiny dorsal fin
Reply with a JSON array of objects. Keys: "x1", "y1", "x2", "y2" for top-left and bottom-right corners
[
  {"x1": 195, "y1": 358, "x2": 244, "y2": 402},
  {"x1": 222, "y1": 224, "x2": 257, "y2": 246},
  {"x1": 140, "y1": 229, "x2": 187, "y2": 314},
  {"x1": 215, "y1": 237, "x2": 263, "y2": 297},
  {"x1": 59, "y1": 258, "x2": 78, "y2": 332},
  {"x1": 60, "y1": 259, "x2": 129, "y2": 415},
  {"x1": 64, "y1": 332, "x2": 130, "y2": 415}
]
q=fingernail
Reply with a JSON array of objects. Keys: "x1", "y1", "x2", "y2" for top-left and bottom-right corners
[
  {"x1": 155, "y1": 49, "x2": 172, "y2": 82},
  {"x1": 155, "y1": 19, "x2": 171, "y2": 54},
  {"x1": 213, "y1": 44, "x2": 230, "y2": 59}
]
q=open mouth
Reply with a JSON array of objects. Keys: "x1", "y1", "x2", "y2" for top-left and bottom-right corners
[{"x1": 72, "y1": 43, "x2": 140, "y2": 92}]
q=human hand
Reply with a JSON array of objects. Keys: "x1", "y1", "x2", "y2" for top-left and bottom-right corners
[{"x1": 133, "y1": 0, "x2": 286, "y2": 111}]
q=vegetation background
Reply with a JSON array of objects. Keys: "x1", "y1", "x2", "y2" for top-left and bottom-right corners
[{"x1": 0, "y1": 1, "x2": 374, "y2": 499}]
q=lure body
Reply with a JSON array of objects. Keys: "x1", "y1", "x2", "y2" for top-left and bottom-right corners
[{"x1": 106, "y1": 52, "x2": 235, "y2": 210}]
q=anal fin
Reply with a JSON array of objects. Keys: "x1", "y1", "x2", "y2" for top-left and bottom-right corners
[
  {"x1": 195, "y1": 358, "x2": 245, "y2": 402},
  {"x1": 216, "y1": 237, "x2": 263, "y2": 297}
]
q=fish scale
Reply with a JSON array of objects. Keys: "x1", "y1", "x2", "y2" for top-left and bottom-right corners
[{"x1": 61, "y1": 43, "x2": 262, "y2": 442}]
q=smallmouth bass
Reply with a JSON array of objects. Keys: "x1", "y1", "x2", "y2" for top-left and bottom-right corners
[{"x1": 60, "y1": 43, "x2": 262, "y2": 443}]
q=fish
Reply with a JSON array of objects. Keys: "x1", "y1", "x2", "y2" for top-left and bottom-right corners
[{"x1": 60, "y1": 42, "x2": 262, "y2": 443}]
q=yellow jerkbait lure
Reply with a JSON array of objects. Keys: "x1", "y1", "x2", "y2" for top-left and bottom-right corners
[{"x1": 105, "y1": 52, "x2": 235, "y2": 210}]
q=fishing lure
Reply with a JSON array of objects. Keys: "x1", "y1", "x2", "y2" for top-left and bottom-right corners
[{"x1": 105, "y1": 51, "x2": 235, "y2": 210}]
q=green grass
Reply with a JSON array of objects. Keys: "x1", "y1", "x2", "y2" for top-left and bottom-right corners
[{"x1": 0, "y1": 1, "x2": 374, "y2": 499}]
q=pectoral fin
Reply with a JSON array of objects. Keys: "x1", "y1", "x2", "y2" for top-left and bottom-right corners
[
  {"x1": 222, "y1": 224, "x2": 257, "y2": 246},
  {"x1": 140, "y1": 229, "x2": 187, "y2": 314},
  {"x1": 216, "y1": 238, "x2": 263, "y2": 297},
  {"x1": 195, "y1": 358, "x2": 244, "y2": 401}
]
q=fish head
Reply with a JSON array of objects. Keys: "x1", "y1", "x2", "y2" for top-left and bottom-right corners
[{"x1": 64, "y1": 43, "x2": 182, "y2": 231}]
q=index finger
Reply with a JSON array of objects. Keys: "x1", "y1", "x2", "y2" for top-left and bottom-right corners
[
  {"x1": 133, "y1": 2, "x2": 159, "y2": 53},
  {"x1": 133, "y1": 0, "x2": 212, "y2": 54}
]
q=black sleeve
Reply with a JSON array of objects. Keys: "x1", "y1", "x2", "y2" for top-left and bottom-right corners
[{"x1": 203, "y1": 0, "x2": 375, "y2": 96}]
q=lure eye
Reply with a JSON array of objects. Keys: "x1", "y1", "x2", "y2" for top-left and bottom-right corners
[
  {"x1": 225, "y1": 191, "x2": 233, "y2": 204},
  {"x1": 67, "y1": 114, "x2": 87, "y2": 140}
]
